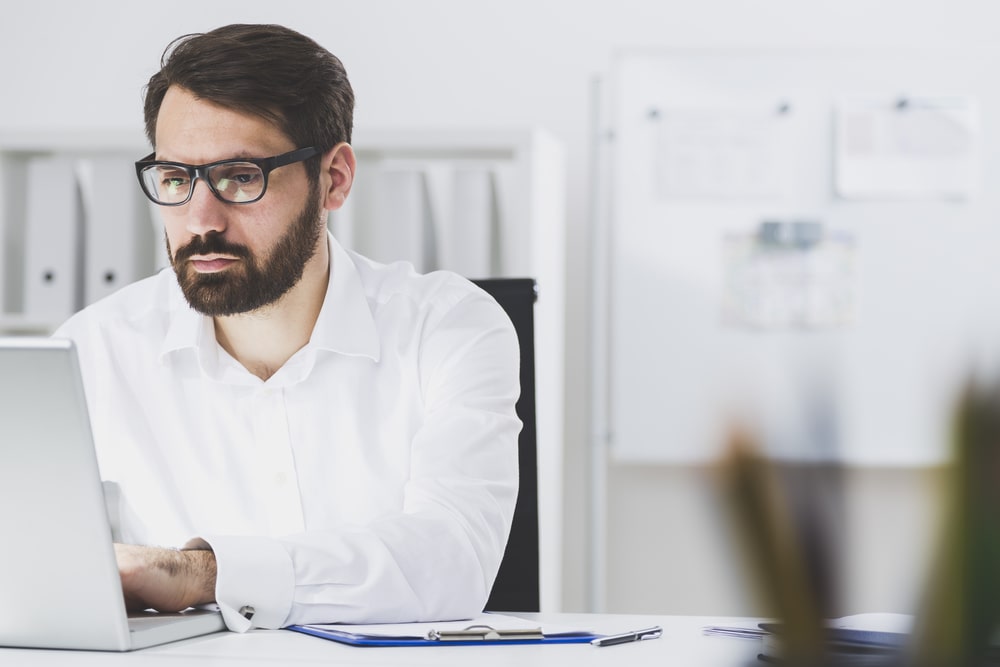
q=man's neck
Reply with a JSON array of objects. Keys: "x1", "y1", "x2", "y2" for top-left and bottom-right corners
[{"x1": 213, "y1": 244, "x2": 330, "y2": 382}]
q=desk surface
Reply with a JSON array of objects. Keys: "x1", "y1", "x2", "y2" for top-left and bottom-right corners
[{"x1": 0, "y1": 613, "x2": 764, "y2": 666}]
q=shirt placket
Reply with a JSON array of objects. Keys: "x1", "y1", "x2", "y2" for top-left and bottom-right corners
[{"x1": 251, "y1": 387, "x2": 305, "y2": 535}]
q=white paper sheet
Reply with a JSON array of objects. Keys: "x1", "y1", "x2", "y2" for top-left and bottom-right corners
[
  {"x1": 835, "y1": 95, "x2": 980, "y2": 199},
  {"x1": 655, "y1": 104, "x2": 794, "y2": 199}
]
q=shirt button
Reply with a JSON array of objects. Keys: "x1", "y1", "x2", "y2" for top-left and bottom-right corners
[{"x1": 274, "y1": 472, "x2": 288, "y2": 486}]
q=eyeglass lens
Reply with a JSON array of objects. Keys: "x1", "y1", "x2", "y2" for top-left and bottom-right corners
[{"x1": 140, "y1": 161, "x2": 266, "y2": 204}]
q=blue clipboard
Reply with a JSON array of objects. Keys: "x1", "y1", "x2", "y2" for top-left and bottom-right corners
[{"x1": 287, "y1": 622, "x2": 602, "y2": 647}]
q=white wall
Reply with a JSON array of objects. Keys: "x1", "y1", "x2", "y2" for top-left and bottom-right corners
[{"x1": 3, "y1": 0, "x2": 998, "y2": 615}]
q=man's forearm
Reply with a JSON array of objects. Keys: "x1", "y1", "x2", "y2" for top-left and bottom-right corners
[{"x1": 114, "y1": 543, "x2": 217, "y2": 612}]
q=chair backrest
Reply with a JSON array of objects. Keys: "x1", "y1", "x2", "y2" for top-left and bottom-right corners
[{"x1": 473, "y1": 278, "x2": 540, "y2": 613}]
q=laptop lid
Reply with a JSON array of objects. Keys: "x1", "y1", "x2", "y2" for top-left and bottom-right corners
[{"x1": 0, "y1": 337, "x2": 224, "y2": 650}]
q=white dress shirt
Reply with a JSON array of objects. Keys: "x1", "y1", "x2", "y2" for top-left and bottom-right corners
[{"x1": 54, "y1": 233, "x2": 521, "y2": 631}]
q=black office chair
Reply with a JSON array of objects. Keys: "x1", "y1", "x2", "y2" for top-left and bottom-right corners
[{"x1": 473, "y1": 278, "x2": 540, "y2": 613}]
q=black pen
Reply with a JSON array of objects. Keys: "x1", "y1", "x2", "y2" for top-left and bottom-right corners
[{"x1": 590, "y1": 626, "x2": 663, "y2": 647}]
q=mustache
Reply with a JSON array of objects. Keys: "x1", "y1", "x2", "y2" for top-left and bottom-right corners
[{"x1": 173, "y1": 233, "x2": 251, "y2": 263}]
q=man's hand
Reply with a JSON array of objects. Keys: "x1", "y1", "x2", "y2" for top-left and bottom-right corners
[{"x1": 114, "y1": 543, "x2": 217, "y2": 613}]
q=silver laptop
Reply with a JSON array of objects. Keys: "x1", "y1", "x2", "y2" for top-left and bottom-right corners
[{"x1": 0, "y1": 337, "x2": 225, "y2": 651}]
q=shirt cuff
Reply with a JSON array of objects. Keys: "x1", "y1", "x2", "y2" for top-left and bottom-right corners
[{"x1": 185, "y1": 535, "x2": 295, "y2": 632}]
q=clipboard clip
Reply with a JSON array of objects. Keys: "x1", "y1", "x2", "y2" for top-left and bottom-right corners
[{"x1": 428, "y1": 624, "x2": 545, "y2": 641}]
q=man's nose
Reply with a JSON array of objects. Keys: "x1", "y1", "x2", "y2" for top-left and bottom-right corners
[{"x1": 183, "y1": 179, "x2": 228, "y2": 237}]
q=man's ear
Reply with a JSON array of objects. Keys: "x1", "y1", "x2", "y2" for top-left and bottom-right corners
[{"x1": 320, "y1": 142, "x2": 356, "y2": 211}]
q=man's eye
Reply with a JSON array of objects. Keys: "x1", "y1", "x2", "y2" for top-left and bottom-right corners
[
  {"x1": 160, "y1": 174, "x2": 190, "y2": 195},
  {"x1": 232, "y1": 171, "x2": 260, "y2": 185},
  {"x1": 214, "y1": 166, "x2": 262, "y2": 189}
]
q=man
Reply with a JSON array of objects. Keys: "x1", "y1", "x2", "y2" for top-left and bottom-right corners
[{"x1": 54, "y1": 23, "x2": 520, "y2": 632}]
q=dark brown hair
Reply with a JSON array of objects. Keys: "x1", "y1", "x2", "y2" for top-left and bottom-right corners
[{"x1": 143, "y1": 24, "x2": 354, "y2": 179}]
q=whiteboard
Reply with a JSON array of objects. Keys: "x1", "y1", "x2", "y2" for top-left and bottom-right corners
[{"x1": 605, "y1": 49, "x2": 1000, "y2": 465}]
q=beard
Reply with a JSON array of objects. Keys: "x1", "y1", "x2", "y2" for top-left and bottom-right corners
[{"x1": 168, "y1": 189, "x2": 325, "y2": 317}]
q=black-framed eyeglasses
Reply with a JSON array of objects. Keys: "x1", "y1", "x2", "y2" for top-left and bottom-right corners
[{"x1": 135, "y1": 147, "x2": 319, "y2": 206}]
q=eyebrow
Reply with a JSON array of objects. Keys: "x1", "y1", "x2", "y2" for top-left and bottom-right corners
[{"x1": 153, "y1": 150, "x2": 262, "y2": 164}]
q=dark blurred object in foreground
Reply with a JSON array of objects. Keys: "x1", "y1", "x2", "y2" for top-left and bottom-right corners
[{"x1": 720, "y1": 378, "x2": 1000, "y2": 665}]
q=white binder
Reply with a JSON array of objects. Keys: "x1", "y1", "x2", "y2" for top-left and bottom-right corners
[
  {"x1": 349, "y1": 165, "x2": 436, "y2": 272},
  {"x1": 438, "y1": 166, "x2": 499, "y2": 278},
  {"x1": 23, "y1": 156, "x2": 83, "y2": 321},
  {"x1": 77, "y1": 157, "x2": 157, "y2": 305}
]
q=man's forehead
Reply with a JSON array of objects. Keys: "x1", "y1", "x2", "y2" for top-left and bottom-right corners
[{"x1": 154, "y1": 85, "x2": 292, "y2": 162}]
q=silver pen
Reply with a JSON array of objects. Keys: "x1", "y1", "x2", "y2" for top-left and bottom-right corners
[{"x1": 590, "y1": 625, "x2": 663, "y2": 647}]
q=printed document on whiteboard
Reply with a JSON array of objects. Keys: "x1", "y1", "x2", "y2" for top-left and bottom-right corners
[
  {"x1": 655, "y1": 104, "x2": 794, "y2": 199},
  {"x1": 835, "y1": 95, "x2": 980, "y2": 199}
]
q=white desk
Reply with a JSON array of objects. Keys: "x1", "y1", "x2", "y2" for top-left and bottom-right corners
[{"x1": 0, "y1": 613, "x2": 764, "y2": 666}]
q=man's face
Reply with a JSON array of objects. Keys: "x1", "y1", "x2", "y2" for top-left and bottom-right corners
[{"x1": 154, "y1": 85, "x2": 326, "y2": 316}]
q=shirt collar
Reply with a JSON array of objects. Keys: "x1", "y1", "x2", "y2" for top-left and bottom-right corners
[
  {"x1": 158, "y1": 232, "x2": 381, "y2": 367},
  {"x1": 311, "y1": 232, "x2": 381, "y2": 362},
  {"x1": 159, "y1": 273, "x2": 206, "y2": 362}
]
